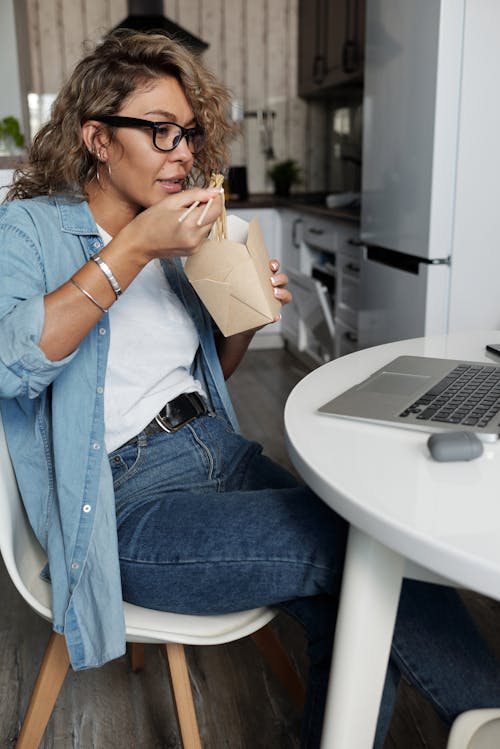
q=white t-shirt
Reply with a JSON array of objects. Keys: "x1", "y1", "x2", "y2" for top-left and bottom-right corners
[{"x1": 97, "y1": 226, "x2": 205, "y2": 452}]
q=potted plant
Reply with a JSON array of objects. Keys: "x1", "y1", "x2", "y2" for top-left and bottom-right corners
[
  {"x1": 267, "y1": 159, "x2": 302, "y2": 197},
  {"x1": 0, "y1": 116, "x2": 25, "y2": 155}
]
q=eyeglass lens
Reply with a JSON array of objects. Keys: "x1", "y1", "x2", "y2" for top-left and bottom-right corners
[{"x1": 154, "y1": 123, "x2": 203, "y2": 154}]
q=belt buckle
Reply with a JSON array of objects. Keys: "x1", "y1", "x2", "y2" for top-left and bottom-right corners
[
  {"x1": 154, "y1": 393, "x2": 205, "y2": 433},
  {"x1": 154, "y1": 412, "x2": 193, "y2": 433},
  {"x1": 154, "y1": 413, "x2": 175, "y2": 433}
]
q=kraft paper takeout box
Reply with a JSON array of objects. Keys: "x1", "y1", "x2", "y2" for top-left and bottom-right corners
[{"x1": 184, "y1": 214, "x2": 281, "y2": 337}]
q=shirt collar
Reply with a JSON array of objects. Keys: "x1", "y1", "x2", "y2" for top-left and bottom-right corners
[{"x1": 56, "y1": 197, "x2": 100, "y2": 236}]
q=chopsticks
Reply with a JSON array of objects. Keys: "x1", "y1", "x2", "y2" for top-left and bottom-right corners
[
  {"x1": 177, "y1": 197, "x2": 214, "y2": 226},
  {"x1": 178, "y1": 200, "x2": 200, "y2": 223},
  {"x1": 196, "y1": 198, "x2": 213, "y2": 226},
  {"x1": 177, "y1": 173, "x2": 227, "y2": 237}
]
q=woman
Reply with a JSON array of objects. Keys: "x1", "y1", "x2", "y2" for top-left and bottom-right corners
[{"x1": 1, "y1": 29, "x2": 499, "y2": 749}]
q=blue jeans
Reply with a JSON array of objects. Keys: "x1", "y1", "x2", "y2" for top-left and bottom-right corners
[{"x1": 109, "y1": 412, "x2": 500, "y2": 748}]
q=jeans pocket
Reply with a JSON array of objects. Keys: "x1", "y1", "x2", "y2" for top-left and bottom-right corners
[{"x1": 109, "y1": 440, "x2": 142, "y2": 490}]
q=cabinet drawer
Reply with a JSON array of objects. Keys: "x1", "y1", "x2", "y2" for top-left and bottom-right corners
[
  {"x1": 336, "y1": 253, "x2": 360, "y2": 327},
  {"x1": 303, "y1": 217, "x2": 336, "y2": 252}
]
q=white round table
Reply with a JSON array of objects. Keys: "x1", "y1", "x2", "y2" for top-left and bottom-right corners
[{"x1": 284, "y1": 331, "x2": 500, "y2": 748}]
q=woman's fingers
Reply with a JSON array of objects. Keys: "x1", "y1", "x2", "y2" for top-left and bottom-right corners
[{"x1": 270, "y1": 266, "x2": 292, "y2": 305}]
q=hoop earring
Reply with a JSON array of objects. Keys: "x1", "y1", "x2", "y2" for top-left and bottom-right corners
[{"x1": 95, "y1": 159, "x2": 111, "y2": 188}]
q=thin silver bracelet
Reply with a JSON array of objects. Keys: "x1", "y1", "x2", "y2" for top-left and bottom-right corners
[
  {"x1": 91, "y1": 254, "x2": 122, "y2": 298},
  {"x1": 70, "y1": 278, "x2": 108, "y2": 314}
]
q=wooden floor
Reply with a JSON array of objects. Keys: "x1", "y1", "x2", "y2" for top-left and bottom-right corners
[{"x1": 1, "y1": 347, "x2": 500, "y2": 748}]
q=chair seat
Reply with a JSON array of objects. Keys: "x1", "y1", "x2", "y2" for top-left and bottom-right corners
[
  {"x1": 24, "y1": 561, "x2": 276, "y2": 647},
  {"x1": 447, "y1": 709, "x2": 500, "y2": 749},
  {"x1": 124, "y1": 600, "x2": 276, "y2": 645}
]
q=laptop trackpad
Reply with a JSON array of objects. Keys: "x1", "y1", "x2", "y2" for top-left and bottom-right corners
[{"x1": 358, "y1": 372, "x2": 431, "y2": 397}]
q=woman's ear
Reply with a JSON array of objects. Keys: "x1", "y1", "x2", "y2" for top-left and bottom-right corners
[{"x1": 81, "y1": 120, "x2": 109, "y2": 161}]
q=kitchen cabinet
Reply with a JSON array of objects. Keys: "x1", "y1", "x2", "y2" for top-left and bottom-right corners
[
  {"x1": 281, "y1": 210, "x2": 335, "y2": 362},
  {"x1": 298, "y1": 0, "x2": 365, "y2": 98},
  {"x1": 281, "y1": 208, "x2": 361, "y2": 364},
  {"x1": 226, "y1": 206, "x2": 361, "y2": 361},
  {"x1": 280, "y1": 209, "x2": 303, "y2": 274},
  {"x1": 333, "y1": 243, "x2": 361, "y2": 357}
]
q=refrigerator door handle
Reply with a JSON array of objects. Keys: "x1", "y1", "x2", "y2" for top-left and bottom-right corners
[{"x1": 363, "y1": 243, "x2": 450, "y2": 275}]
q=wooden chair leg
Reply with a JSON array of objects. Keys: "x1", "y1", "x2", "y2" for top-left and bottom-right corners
[
  {"x1": 128, "y1": 642, "x2": 146, "y2": 672},
  {"x1": 161, "y1": 643, "x2": 202, "y2": 749},
  {"x1": 17, "y1": 631, "x2": 70, "y2": 749},
  {"x1": 252, "y1": 624, "x2": 306, "y2": 712}
]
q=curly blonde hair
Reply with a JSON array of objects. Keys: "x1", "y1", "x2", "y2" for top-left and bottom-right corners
[{"x1": 6, "y1": 29, "x2": 236, "y2": 200}]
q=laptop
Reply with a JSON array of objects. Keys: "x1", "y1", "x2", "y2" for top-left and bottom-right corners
[{"x1": 318, "y1": 355, "x2": 500, "y2": 438}]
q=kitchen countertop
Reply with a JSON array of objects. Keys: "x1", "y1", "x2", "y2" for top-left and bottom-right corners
[
  {"x1": 0, "y1": 155, "x2": 26, "y2": 169},
  {"x1": 226, "y1": 193, "x2": 360, "y2": 224}
]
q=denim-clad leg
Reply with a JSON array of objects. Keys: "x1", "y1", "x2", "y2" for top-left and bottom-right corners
[
  {"x1": 109, "y1": 413, "x2": 500, "y2": 748},
  {"x1": 373, "y1": 580, "x2": 500, "y2": 749}
]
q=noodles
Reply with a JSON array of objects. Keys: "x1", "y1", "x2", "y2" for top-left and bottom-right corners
[{"x1": 209, "y1": 172, "x2": 226, "y2": 240}]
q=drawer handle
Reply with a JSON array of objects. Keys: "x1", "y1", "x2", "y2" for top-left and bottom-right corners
[
  {"x1": 292, "y1": 217, "x2": 303, "y2": 248},
  {"x1": 313, "y1": 55, "x2": 325, "y2": 84},
  {"x1": 344, "y1": 262, "x2": 360, "y2": 274},
  {"x1": 309, "y1": 227, "x2": 324, "y2": 235}
]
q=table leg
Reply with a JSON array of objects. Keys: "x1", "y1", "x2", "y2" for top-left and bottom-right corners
[{"x1": 320, "y1": 526, "x2": 405, "y2": 749}]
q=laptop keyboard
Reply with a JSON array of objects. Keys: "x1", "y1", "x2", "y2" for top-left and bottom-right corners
[{"x1": 399, "y1": 364, "x2": 500, "y2": 428}]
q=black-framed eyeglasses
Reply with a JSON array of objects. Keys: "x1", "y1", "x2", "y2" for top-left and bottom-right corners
[{"x1": 93, "y1": 115, "x2": 204, "y2": 154}]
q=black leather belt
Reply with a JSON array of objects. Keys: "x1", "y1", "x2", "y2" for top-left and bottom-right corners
[{"x1": 144, "y1": 392, "x2": 208, "y2": 435}]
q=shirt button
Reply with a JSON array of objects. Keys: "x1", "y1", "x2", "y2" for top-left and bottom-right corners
[
  {"x1": 97, "y1": 386, "x2": 104, "y2": 395},
  {"x1": 99, "y1": 327, "x2": 106, "y2": 335},
  {"x1": 92, "y1": 442, "x2": 100, "y2": 450},
  {"x1": 93, "y1": 240, "x2": 102, "y2": 249},
  {"x1": 71, "y1": 562, "x2": 80, "y2": 570},
  {"x1": 83, "y1": 504, "x2": 92, "y2": 513}
]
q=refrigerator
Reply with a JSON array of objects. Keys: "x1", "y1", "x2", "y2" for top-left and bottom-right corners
[{"x1": 358, "y1": 0, "x2": 500, "y2": 349}]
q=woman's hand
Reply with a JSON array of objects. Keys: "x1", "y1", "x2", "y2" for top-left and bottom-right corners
[
  {"x1": 216, "y1": 259, "x2": 293, "y2": 379},
  {"x1": 269, "y1": 259, "x2": 292, "y2": 320},
  {"x1": 119, "y1": 187, "x2": 223, "y2": 264}
]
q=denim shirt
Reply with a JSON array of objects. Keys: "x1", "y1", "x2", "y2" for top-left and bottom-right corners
[{"x1": 0, "y1": 196, "x2": 238, "y2": 670}]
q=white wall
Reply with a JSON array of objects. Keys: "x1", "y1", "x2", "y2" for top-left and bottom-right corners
[
  {"x1": 0, "y1": 1, "x2": 24, "y2": 124},
  {"x1": 0, "y1": 170, "x2": 14, "y2": 202}
]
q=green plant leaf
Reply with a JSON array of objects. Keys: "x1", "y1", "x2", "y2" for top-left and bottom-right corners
[{"x1": 0, "y1": 116, "x2": 25, "y2": 148}]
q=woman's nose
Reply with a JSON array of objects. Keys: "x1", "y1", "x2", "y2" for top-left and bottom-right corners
[{"x1": 170, "y1": 135, "x2": 194, "y2": 163}]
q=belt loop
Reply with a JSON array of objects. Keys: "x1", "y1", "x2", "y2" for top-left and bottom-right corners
[{"x1": 137, "y1": 431, "x2": 148, "y2": 447}]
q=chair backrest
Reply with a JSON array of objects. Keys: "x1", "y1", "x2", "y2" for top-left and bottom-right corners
[{"x1": 0, "y1": 413, "x2": 52, "y2": 619}]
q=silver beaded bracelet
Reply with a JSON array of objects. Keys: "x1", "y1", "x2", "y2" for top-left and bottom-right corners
[{"x1": 91, "y1": 254, "x2": 122, "y2": 298}]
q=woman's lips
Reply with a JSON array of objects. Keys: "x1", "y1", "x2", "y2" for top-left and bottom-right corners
[{"x1": 157, "y1": 178, "x2": 184, "y2": 193}]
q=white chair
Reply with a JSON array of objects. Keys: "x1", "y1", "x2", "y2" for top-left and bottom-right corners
[
  {"x1": 0, "y1": 415, "x2": 305, "y2": 748},
  {"x1": 447, "y1": 709, "x2": 500, "y2": 749}
]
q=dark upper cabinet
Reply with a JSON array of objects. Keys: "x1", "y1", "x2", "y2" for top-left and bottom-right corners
[{"x1": 298, "y1": 0, "x2": 365, "y2": 98}]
